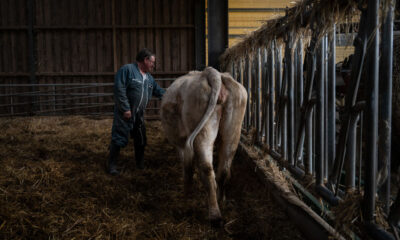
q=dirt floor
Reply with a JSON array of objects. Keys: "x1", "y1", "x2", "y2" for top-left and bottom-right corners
[{"x1": 0, "y1": 116, "x2": 305, "y2": 239}]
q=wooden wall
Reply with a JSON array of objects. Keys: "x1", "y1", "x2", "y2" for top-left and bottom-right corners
[{"x1": 0, "y1": 0, "x2": 199, "y2": 117}]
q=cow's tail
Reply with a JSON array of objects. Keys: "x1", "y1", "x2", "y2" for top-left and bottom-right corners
[{"x1": 183, "y1": 67, "x2": 222, "y2": 163}]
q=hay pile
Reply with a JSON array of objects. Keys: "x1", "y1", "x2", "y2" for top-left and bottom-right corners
[
  {"x1": 220, "y1": 0, "x2": 362, "y2": 69},
  {"x1": 0, "y1": 116, "x2": 305, "y2": 239}
]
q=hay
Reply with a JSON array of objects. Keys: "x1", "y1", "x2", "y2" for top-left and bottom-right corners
[
  {"x1": 0, "y1": 116, "x2": 305, "y2": 239},
  {"x1": 220, "y1": 0, "x2": 361, "y2": 69},
  {"x1": 331, "y1": 191, "x2": 391, "y2": 238}
]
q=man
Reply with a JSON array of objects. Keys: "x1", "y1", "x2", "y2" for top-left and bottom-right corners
[{"x1": 107, "y1": 48, "x2": 165, "y2": 175}]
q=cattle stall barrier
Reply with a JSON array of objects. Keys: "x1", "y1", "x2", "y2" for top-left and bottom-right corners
[
  {"x1": 0, "y1": 78, "x2": 173, "y2": 119},
  {"x1": 220, "y1": 0, "x2": 397, "y2": 239}
]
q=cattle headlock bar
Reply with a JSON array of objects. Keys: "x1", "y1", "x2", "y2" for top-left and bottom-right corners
[{"x1": 220, "y1": 0, "x2": 398, "y2": 239}]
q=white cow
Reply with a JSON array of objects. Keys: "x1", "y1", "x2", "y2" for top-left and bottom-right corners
[{"x1": 160, "y1": 67, "x2": 247, "y2": 225}]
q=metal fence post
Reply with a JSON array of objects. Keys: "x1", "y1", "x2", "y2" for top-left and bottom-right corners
[
  {"x1": 269, "y1": 42, "x2": 275, "y2": 150},
  {"x1": 316, "y1": 38, "x2": 325, "y2": 186},
  {"x1": 363, "y1": 0, "x2": 379, "y2": 224}
]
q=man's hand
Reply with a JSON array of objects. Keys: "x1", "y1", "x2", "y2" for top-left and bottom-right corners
[{"x1": 123, "y1": 110, "x2": 132, "y2": 120}]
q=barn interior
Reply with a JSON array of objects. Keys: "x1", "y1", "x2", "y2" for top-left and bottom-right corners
[{"x1": 1, "y1": 0, "x2": 400, "y2": 239}]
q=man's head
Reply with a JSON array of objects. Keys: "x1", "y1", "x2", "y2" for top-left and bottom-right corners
[{"x1": 136, "y1": 48, "x2": 155, "y2": 73}]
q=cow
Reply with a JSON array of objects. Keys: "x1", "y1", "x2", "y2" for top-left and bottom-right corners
[{"x1": 160, "y1": 67, "x2": 247, "y2": 226}]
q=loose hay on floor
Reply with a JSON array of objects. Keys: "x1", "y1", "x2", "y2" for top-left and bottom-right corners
[{"x1": 0, "y1": 116, "x2": 304, "y2": 239}]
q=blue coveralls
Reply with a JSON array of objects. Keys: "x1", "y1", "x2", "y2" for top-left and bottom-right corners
[{"x1": 111, "y1": 63, "x2": 165, "y2": 148}]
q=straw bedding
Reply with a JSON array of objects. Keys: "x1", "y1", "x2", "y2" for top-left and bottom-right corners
[{"x1": 0, "y1": 116, "x2": 305, "y2": 239}]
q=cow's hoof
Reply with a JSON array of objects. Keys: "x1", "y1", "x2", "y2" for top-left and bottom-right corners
[{"x1": 210, "y1": 217, "x2": 224, "y2": 228}]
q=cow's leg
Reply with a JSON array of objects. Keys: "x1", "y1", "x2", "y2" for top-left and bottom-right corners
[
  {"x1": 216, "y1": 78, "x2": 247, "y2": 202},
  {"x1": 178, "y1": 148, "x2": 195, "y2": 196},
  {"x1": 216, "y1": 145, "x2": 235, "y2": 202},
  {"x1": 196, "y1": 145, "x2": 221, "y2": 226},
  {"x1": 194, "y1": 112, "x2": 222, "y2": 226}
]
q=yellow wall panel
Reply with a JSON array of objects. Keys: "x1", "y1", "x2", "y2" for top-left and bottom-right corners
[{"x1": 230, "y1": 0, "x2": 296, "y2": 9}]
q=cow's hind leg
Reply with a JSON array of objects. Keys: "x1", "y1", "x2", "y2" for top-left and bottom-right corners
[
  {"x1": 194, "y1": 118, "x2": 222, "y2": 226},
  {"x1": 196, "y1": 145, "x2": 222, "y2": 227},
  {"x1": 178, "y1": 148, "x2": 194, "y2": 196},
  {"x1": 216, "y1": 147, "x2": 235, "y2": 202}
]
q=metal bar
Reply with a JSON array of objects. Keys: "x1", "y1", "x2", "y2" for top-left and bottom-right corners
[
  {"x1": 261, "y1": 48, "x2": 268, "y2": 144},
  {"x1": 297, "y1": 38, "x2": 304, "y2": 149},
  {"x1": 346, "y1": 112, "x2": 360, "y2": 190},
  {"x1": 0, "y1": 95, "x2": 113, "y2": 108},
  {"x1": 282, "y1": 48, "x2": 288, "y2": 161},
  {"x1": 0, "y1": 72, "x2": 187, "y2": 77},
  {"x1": 1, "y1": 85, "x2": 112, "y2": 98},
  {"x1": 328, "y1": 6, "x2": 369, "y2": 190},
  {"x1": 296, "y1": 35, "x2": 317, "y2": 171},
  {"x1": 0, "y1": 103, "x2": 115, "y2": 117},
  {"x1": 378, "y1": 0, "x2": 394, "y2": 215},
  {"x1": 256, "y1": 49, "x2": 261, "y2": 142},
  {"x1": 315, "y1": 38, "x2": 325, "y2": 185},
  {"x1": 0, "y1": 93, "x2": 113, "y2": 97},
  {"x1": 208, "y1": 0, "x2": 228, "y2": 70},
  {"x1": 0, "y1": 79, "x2": 173, "y2": 87},
  {"x1": 358, "y1": 112, "x2": 363, "y2": 192},
  {"x1": 328, "y1": 26, "x2": 336, "y2": 178},
  {"x1": 305, "y1": 106, "x2": 313, "y2": 174},
  {"x1": 275, "y1": 45, "x2": 283, "y2": 148},
  {"x1": 245, "y1": 56, "x2": 250, "y2": 131},
  {"x1": 324, "y1": 35, "x2": 329, "y2": 179},
  {"x1": 363, "y1": 0, "x2": 379, "y2": 224},
  {"x1": 195, "y1": 0, "x2": 206, "y2": 71},
  {"x1": 287, "y1": 33, "x2": 295, "y2": 165},
  {"x1": 269, "y1": 42, "x2": 275, "y2": 149}
]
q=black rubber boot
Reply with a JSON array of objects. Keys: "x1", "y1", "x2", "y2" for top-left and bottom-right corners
[
  {"x1": 135, "y1": 146, "x2": 145, "y2": 170},
  {"x1": 107, "y1": 143, "x2": 120, "y2": 175}
]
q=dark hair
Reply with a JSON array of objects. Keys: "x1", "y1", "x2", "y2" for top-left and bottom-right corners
[{"x1": 136, "y1": 48, "x2": 154, "y2": 62}]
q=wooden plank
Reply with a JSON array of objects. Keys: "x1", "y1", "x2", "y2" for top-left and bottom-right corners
[
  {"x1": 120, "y1": 0, "x2": 129, "y2": 65},
  {"x1": 112, "y1": 0, "x2": 117, "y2": 71},
  {"x1": 0, "y1": 0, "x2": 8, "y2": 26},
  {"x1": 154, "y1": 0, "x2": 163, "y2": 72},
  {"x1": 44, "y1": 0, "x2": 53, "y2": 72},
  {"x1": 145, "y1": 0, "x2": 154, "y2": 56},
  {"x1": 179, "y1": 0, "x2": 186, "y2": 71},
  {"x1": 163, "y1": 0, "x2": 171, "y2": 72},
  {"x1": 87, "y1": 2, "x2": 97, "y2": 72}
]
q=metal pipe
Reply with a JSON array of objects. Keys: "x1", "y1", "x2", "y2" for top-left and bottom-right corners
[
  {"x1": 324, "y1": 35, "x2": 329, "y2": 179},
  {"x1": 328, "y1": 25, "x2": 336, "y2": 179},
  {"x1": 269, "y1": 42, "x2": 275, "y2": 150},
  {"x1": 256, "y1": 49, "x2": 261, "y2": 142},
  {"x1": 287, "y1": 33, "x2": 295, "y2": 165},
  {"x1": 328, "y1": 6, "x2": 369, "y2": 190},
  {"x1": 315, "y1": 39, "x2": 325, "y2": 185},
  {"x1": 245, "y1": 56, "x2": 250, "y2": 131},
  {"x1": 262, "y1": 48, "x2": 269, "y2": 145},
  {"x1": 363, "y1": 0, "x2": 379, "y2": 223},
  {"x1": 345, "y1": 113, "x2": 359, "y2": 190},
  {"x1": 275, "y1": 45, "x2": 283, "y2": 149},
  {"x1": 282, "y1": 44, "x2": 288, "y2": 161},
  {"x1": 378, "y1": 0, "x2": 394, "y2": 215}
]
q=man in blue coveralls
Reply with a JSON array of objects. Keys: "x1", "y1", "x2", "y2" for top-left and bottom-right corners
[{"x1": 107, "y1": 48, "x2": 165, "y2": 175}]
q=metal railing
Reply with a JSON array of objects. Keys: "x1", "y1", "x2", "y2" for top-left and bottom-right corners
[
  {"x1": 0, "y1": 78, "x2": 174, "y2": 117},
  {"x1": 224, "y1": 0, "x2": 397, "y2": 239}
]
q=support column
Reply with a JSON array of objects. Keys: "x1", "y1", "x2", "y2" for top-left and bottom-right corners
[
  {"x1": 195, "y1": 0, "x2": 206, "y2": 70},
  {"x1": 208, "y1": 0, "x2": 228, "y2": 70}
]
